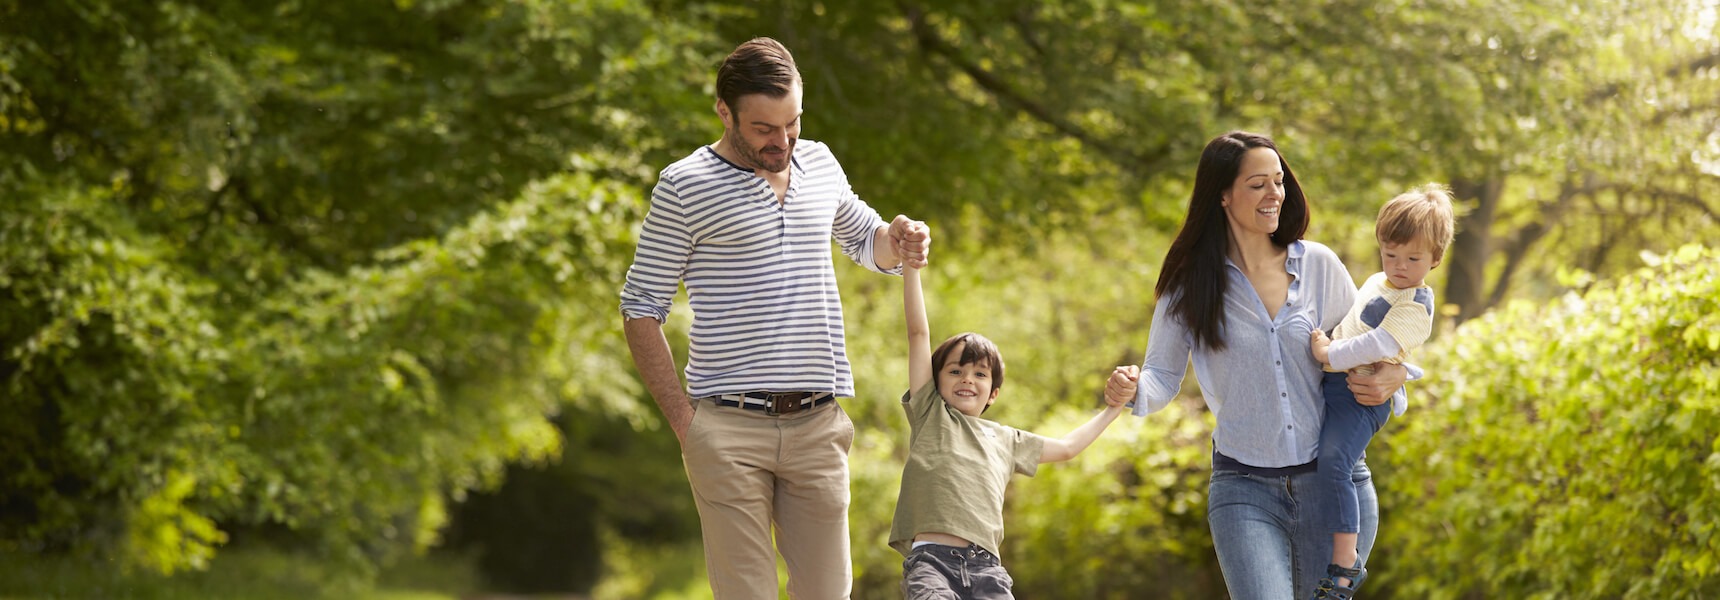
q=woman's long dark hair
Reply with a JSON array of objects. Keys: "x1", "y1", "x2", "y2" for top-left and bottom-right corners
[{"x1": 1154, "y1": 131, "x2": 1309, "y2": 352}]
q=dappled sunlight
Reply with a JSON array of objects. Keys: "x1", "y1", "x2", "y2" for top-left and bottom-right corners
[{"x1": 2, "y1": 1, "x2": 1716, "y2": 598}]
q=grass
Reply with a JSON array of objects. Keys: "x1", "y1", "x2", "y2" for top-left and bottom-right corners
[
  {"x1": 0, "y1": 537, "x2": 720, "y2": 599},
  {"x1": 0, "y1": 547, "x2": 478, "y2": 600}
]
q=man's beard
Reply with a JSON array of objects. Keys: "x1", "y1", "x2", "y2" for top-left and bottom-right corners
[{"x1": 734, "y1": 134, "x2": 793, "y2": 173}]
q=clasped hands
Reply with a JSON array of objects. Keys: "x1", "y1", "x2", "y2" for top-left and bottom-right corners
[{"x1": 888, "y1": 215, "x2": 931, "y2": 269}]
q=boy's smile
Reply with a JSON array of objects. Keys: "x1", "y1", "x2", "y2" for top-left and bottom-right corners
[{"x1": 936, "y1": 342, "x2": 998, "y2": 416}]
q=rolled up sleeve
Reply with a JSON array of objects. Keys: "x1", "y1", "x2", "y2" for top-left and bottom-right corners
[{"x1": 829, "y1": 166, "x2": 900, "y2": 276}]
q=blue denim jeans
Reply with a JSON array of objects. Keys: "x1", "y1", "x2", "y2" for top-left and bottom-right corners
[
  {"x1": 1208, "y1": 460, "x2": 1378, "y2": 600},
  {"x1": 1315, "y1": 370, "x2": 1393, "y2": 534},
  {"x1": 901, "y1": 543, "x2": 1014, "y2": 600}
]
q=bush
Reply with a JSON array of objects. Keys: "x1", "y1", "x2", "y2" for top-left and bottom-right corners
[{"x1": 1373, "y1": 244, "x2": 1720, "y2": 599}]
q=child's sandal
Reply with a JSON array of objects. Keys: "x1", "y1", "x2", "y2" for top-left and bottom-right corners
[{"x1": 1310, "y1": 562, "x2": 1367, "y2": 600}]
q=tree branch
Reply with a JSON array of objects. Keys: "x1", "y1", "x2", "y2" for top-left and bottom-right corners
[
  {"x1": 899, "y1": 2, "x2": 1171, "y2": 178},
  {"x1": 1010, "y1": 7, "x2": 1047, "y2": 59},
  {"x1": 1654, "y1": 188, "x2": 1720, "y2": 221},
  {"x1": 1651, "y1": 98, "x2": 1720, "y2": 125},
  {"x1": 1483, "y1": 176, "x2": 1573, "y2": 311},
  {"x1": 1473, "y1": 171, "x2": 1717, "y2": 312},
  {"x1": 232, "y1": 178, "x2": 338, "y2": 271},
  {"x1": 1588, "y1": 49, "x2": 1720, "y2": 104},
  {"x1": 1575, "y1": 178, "x2": 1718, "y2": 221}
]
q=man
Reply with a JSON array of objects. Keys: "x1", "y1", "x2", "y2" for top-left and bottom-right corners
[{"x1": 619, "y1": 37, "x2": 930, "y2": 599}]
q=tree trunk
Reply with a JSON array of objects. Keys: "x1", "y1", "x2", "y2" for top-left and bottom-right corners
[{"x1": 1446, "y1": 176, "x2": 1506, "y2": 325}]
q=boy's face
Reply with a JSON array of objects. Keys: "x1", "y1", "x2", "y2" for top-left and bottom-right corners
[
  {"x1": 936, "y1": 341, "x2": 998, "y2": 417},
  {"x1": 1380, "y1": 238, "x2": 1441, "y2": 288}
]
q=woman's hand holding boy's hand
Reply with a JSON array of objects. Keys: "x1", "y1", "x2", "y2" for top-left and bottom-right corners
[{"x1": 1104, "y1": 365, "x2": 1140, "y2": 408}]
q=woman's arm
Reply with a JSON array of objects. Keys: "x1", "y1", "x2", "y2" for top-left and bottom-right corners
[
  {"x1": 1347, "y1": 361, "x2": 1408, "y2": 406},
  {"x1": 1129, "y1": 298, "x2": 1195, "y2": 416},
  {"x1": 905, "y1": 267, "x2": 933, "y2": 393},
  {"x1": 1039, "y1": 405, "x2": 1127, "y2": 463}
]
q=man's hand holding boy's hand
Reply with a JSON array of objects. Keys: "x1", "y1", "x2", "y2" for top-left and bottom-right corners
[
  {"x1": 888, "y1": 215, "x2": 932, "y2": 269},
  {"x1": 1104, "y1": 365, "x2": 1140, "y2": 408}
]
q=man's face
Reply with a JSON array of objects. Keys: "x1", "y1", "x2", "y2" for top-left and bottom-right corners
[{"x1": 721, "y1": 85, "x2": 803, "y2": 173}]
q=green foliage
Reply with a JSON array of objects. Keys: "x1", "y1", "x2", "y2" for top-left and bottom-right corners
[
  {"x1": 1005, "y1": 400, "x2": 1223, "y2": 598},
  {"x1": 4, "y1": 0, "x2": 1717, "y2": 594},
  {"x1": 1374, "y1": 244, "x2": 1720, "y2": 599},
  {"x1": 1, "y1": 177, "x2": 236, "y2": 570},
  {"x1": 0, "y1": 164, "x2": 646, "y2": 575},
  {"x1": 1, "y1": 0, "x2": 705, "y2": 580}
]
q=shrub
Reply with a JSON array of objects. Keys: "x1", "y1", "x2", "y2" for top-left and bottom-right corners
[{"x1": 1374, "y1": 244, "x2": 1720, "y2": 599}]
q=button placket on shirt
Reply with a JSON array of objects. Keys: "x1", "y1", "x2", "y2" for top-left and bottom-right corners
[
  {"x1": 1269, "y1": 274, "x2": 1304, "y2": 439},
  {"x1": 1279, "y1": 267, "x2": 1304, "y2": 440},
  {"x1": 771, "y1": 163, "x2": 801, "y2": 259},
  {"x1": 756, "y1": 178, "x2": 789, "y2": 258}
]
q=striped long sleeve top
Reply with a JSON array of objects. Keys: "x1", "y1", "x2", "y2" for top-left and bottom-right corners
[{"x1": 619, "y1": 140, "x2": 897, "y2": 399}]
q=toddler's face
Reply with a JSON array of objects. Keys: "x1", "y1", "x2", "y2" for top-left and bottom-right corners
[{"x1": 1380, "y1": 238, "x2": 1441, "y2": 288}]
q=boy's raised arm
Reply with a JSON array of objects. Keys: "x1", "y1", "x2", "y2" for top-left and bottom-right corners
[{"x1": 905, "y1": 265, "x2": 933, "y2": 394}]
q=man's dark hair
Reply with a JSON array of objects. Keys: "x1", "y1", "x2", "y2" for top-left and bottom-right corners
[{"x1": 716, "y1": 37, "x2": 801, "y2": 119}]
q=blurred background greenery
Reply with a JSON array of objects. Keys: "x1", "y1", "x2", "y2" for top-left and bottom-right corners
[{"x1": 1, "y1": 0, "x2": 1716, "y2": 598}]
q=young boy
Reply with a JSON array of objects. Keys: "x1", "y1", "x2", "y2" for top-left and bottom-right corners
[
  {"x1": 892, "y1": 254, "x2": 1135, "y2": 599},
  {"x1": 1306, "y1": 183, "x2": 1457, "y2": 600}
]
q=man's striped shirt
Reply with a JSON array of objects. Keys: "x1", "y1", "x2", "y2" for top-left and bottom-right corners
[{"x1": 619, "y1": 140, "x2": 897, "y2": 399}]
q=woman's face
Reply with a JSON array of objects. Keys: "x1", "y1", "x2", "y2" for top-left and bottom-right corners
[{"x1": 1221, "y1": 147, "x2": 1286, "y2": 240}]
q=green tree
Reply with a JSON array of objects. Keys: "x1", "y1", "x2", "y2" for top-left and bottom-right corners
[
  {"x1": 1, "y1": 0, "x2": 715, "y2": 578},
  {"x1": 1410, "y1": 1, "x2": 1720, "y2": 323}
]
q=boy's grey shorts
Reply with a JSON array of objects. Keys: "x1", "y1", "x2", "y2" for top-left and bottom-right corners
[{"x1": 901, "y1": 543, "x2": 1014, "y2": 600}]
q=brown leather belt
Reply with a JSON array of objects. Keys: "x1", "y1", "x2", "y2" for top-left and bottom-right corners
[{"x1": 711, "y1": 391, "x2": 835, "y2": 415}]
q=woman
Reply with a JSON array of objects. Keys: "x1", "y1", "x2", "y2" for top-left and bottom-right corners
[{"x1": 1106, "y1": 131, "x2": 1411, "y2": 598}]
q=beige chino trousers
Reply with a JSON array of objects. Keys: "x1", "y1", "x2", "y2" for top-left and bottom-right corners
[{"x1": 683, "y1": 397, "x2": 856, "y2": 599}]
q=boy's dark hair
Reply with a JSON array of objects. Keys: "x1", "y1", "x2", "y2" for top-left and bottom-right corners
[
  {"x1": 716, "y1": 37, "x2": 801, "y2": 120},
  {"x1": 930, "y1": 333, "x2": 1006, "y2": 408}
]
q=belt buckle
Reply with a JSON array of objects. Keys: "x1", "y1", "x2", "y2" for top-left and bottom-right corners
[{"x1": 766, "y1": 392, "x2": 803, "y2": 416}]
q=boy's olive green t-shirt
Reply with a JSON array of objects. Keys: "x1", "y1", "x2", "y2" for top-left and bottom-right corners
[{"x1": 888, "y1": 379, "x2": 1047, "y2": 558}]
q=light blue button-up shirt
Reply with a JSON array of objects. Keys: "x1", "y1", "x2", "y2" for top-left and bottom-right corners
[{"x1": 1130, "y1": 240, "x2": 1412, "y2": 468}]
